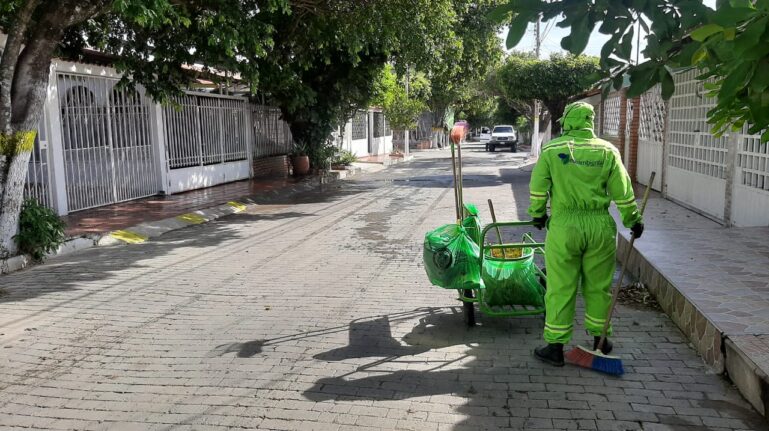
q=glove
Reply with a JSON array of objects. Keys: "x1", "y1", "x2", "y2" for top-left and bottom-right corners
[
  {"x1": 532, "y1": 215, "x2": 548, "y2": 230},
  {"x1": 630, "y1": 222, "x2": 644, "y2": 239}
]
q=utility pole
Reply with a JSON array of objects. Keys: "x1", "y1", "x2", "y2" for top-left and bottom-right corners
[
  {"x1": 532, "y1": 15, "x2": 541, "y2": 157},
  {"x1": 404, "y1": 64, "x2": 410, "y2": 157}
]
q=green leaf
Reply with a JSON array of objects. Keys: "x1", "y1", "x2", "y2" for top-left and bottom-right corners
[
  {"x1": 506, "y1": 14, "x2": 531, "y2": 49},
  {"x1": 750, "y1": 59, "x2": 769, "y2": 91},
  {"x1": 563, "y1": 13, "x2": 592, "y2": 54},
  {"x1": 734, "y1": 16, "x2": 769, "y2": 57},
  {"x1": 712, "y1": 4, "x2": 756, "y2": 26},
  {"x1": 691, "y1": 46, "x2": 708, "y2": 64},
  {"x1": 660, "y1": 68, "x2": 675, "y2": 99},
  {"x1": 487, "y1": 2, "x2": 514, "y2": 23},
  {"x1": 619, "y1": 27, "x2": 634, "y2": 60},
  {"x1": 690, "y1": 24, "x2": 724, "y2": 41},
  {"x1": 730, "y1": 0, "x2": 755, "y2": 9},
  {"x1": 721, "y1": 61, "x2": 754, "y2": 98},
  {"x1": 724, "y1": 27, "x2": 736, "y2": 40},
  {"x1": 761, "y1": 130, "x2": 769, "y2": 143},
  {"x1": 627, "y1": 63, "x2": 659, "y2": 98}
]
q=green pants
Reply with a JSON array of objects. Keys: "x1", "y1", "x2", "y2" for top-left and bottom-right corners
[{"x1": 543, "y1": 212, "x2": 617, "y2": 344}]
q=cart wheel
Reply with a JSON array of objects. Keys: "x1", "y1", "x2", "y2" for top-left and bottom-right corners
[
  {"x1": 489, "y1": 144, "x2": 496, "y2": 152},
  {"x1": 463, "y1": 289, "x2": 476, "y2": 327}
]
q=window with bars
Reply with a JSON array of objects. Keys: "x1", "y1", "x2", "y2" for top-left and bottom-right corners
[
  {"x1": 603, "y1": 93, "x2": 621, "y2": 137},
  {"x1": 351, "y1": 111, "x2": 368, "y2": 140},
  {"x1": 373, "y1": 112, "x2": 386, "y2": 138},
  {"x1": 639, "y1": 85, "x2": 666, "y2": 144}
]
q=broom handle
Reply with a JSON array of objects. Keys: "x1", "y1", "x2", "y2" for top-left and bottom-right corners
[
  {"x1": 487, "y1": 199, "x2": 508, "y2": 259},
  {"x1": 456, "y1": 137, "x2": 465, "y2": 215},
  {"x1": 597, "y1": 171, "x2": 655, "y2": 351},
  {"x1": 449, "y1": 141, "x2": 461, "y2": 221}
]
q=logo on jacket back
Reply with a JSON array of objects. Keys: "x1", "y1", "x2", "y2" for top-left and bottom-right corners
[{"x1": 557, "y1": 153, "x2": 604, "y2": 167}]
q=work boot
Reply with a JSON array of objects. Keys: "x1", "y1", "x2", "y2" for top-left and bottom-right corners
[
  {"x1": 534, "y1": 343, "x2": 564, "y2": 367},
  {"x1": 593, "y1": 336, "x2": 613, "y2": 355}
]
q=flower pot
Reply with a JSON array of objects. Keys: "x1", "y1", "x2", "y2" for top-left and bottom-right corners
[{"x1": 291, "y1": 155, "x2": 310, "y2": 176}]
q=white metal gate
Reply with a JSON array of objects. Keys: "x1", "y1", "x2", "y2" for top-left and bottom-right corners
[
  {"x1": 666, "y1": 70, "x2": 728, "y2": 220},
  {"x1": 638, "y1": 85, "x2": 665, "y2": 190},
  {"x1": 23, "y1": 111, "x2": 53, "y2": 208},
  {"x1": 731, "y1": 125, "x2": 769, "y2": 226},
  {"x1": 57, "y1": 72, "x2": 160, "y2": 212},
  {"x1": 163, "y1": 93, "x2": 250, "y2": 194}
]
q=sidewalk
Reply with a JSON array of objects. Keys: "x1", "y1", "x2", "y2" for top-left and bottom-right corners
[
  {"x1": 64, "y1": 176, "x2": 322, "y2": 236},
  {"x1": 2, "y1": 170, "x2": 355, "y2": 275},
  {"x1": 616, "y1": 192, "x2": 769, "y2": 417}
]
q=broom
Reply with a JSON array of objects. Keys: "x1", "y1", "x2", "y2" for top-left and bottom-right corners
[{"x1": 564, "y1": 171, "x2": 655, "y2": 376}]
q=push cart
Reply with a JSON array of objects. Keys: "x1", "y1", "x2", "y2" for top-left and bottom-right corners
[
  {"x1": 459, "y1": 222, "x2": 547, "y2": 326},
  {"x1": 423, "y1": 121, "x2": 547, "y2": 327}
]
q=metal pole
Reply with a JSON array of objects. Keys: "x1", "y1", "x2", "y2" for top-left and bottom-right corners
[
  {"x1": 404, "y1": 64, "x2": 410, "y2": 157},
  {"x1": 532, "y1": 14, "x2": 541, "y2": 156}
]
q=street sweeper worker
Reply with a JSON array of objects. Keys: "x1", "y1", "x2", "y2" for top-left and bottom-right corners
[{"x1": 528, "y1": 101, "x2": 644, "y2": 367}]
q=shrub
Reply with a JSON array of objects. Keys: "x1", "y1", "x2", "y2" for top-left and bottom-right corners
[{"x1": 14, "y1": 198, "x2": 66, "y2": 262}]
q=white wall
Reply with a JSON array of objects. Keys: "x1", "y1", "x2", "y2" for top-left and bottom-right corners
[{"x1": 167, "y1": 161, "x2": 251, "y2": 194}]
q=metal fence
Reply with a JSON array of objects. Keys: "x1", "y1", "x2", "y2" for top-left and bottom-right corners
[
  {"x1": 164, "y1": 93, "x2": 249, "y2": 169},
  {"x1": 24, "y1": 114, "x2": 53, "y2": 208},
  {"x1": 252, "y1": 105, "x2": 293, "y2": 158},
  {"x1": 57, "y1": 72, "x2": 160, "y2": 212}
]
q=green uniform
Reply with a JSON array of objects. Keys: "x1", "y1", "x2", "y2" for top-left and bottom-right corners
[{"x1": 528, "y1": 102, "x2": 642, "y2": 344}]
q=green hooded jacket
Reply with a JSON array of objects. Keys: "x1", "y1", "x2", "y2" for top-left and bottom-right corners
[{"x1": 527, "y1": 102, "x2": 641, "y2": 228}]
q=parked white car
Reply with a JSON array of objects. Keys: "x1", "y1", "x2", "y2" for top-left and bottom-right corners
[
  {"x1": 486, "y1": 125, "x2": 518, "y2": 152},
  {"x1": 479, "y1": 127, "x2": 491, "y2": 144}
]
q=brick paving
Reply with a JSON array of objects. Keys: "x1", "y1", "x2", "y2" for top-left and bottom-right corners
[{"x1": 0, "y1": 145, "x2": 764, "y2": 430}]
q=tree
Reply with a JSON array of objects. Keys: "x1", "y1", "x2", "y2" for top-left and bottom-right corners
[
  {"x1": 426, "y1": 0, "x2": 505, "y2": 137},
  {"x1": 495, "y1": 53, "x2": 599, "y2": 135},
  {"x1": 491, "y1": 0, "x2": 769, "y2": 141},
  {"x1": 0, "y1": 0, "x2": 292, "y2": 258},
  {"x1": 371, "y1": 65, "x2": 429, "y2": 131}
]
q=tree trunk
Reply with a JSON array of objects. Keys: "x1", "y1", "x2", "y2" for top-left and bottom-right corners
[
  {"x1": 0, "y1": 132, "x2": 36, "y2": 258},
  {"x1": 0, "y1": 0, "x2": 107, "y2": 258}
]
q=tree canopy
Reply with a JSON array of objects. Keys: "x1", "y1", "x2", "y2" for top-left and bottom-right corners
[
  {"x1": 491, "y1": 0, "x2": 769, "y2": 141},
  {"x1": 495, "y1": 53, "x2": 600, "y2": 135},
  {"x1": 371, "y1": 65, "x2": 430, "y2": 131}
]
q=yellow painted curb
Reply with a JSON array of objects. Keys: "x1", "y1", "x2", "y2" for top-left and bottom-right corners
[
  {"x1": 176, "y1": 213, "x2": 207, "y2": 224},
  {"x1": 110, "y1": 230, "x2": 148, "y2": 244},
  {"x1": 227, "y1": 201, "x2": 247, "y2": 212}
]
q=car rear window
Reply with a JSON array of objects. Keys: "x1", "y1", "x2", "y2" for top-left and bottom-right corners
[{"x1": 493, "y1": 126, "x2": 513, "y2": 133}]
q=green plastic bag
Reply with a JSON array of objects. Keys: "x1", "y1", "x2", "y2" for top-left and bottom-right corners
[
  {"x1": 423, "y1": 223, "x2": 481, "y2": 290},
  {"x1": 481, "y1": 248, "x2": 545, "y2": 307}
]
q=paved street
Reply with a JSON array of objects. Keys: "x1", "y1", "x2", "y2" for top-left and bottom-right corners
[{"x1": 0, "y1": 146, "x2": 764, "y2": 431}]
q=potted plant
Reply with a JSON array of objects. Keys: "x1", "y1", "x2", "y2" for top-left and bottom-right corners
[{"x1": 290, "y1": 143, "x2": 310, "y2": 176}]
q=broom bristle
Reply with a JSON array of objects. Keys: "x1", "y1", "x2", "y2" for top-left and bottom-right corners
[
  {"x1": 565, "y1": 345, "x2": 624, "y2": 376},
  {"x1": 564, "y1": 345, "x2": 594, "y2": 368}
]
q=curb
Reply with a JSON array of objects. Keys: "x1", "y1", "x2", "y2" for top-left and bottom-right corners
[
  {"x1": 617, "y1": 233, "x2": 769, "y2": 418},
  {"x1": 1, "y1": 168, "x2": 359, "y2": 276}
]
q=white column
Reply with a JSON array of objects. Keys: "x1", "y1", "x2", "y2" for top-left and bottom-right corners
[
  {"x1": 149, "y1": 101, "x2": 170, "y2": 194},
  {"x1": 44, "y1": 62, "x2": 68, "y2": 216}
]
